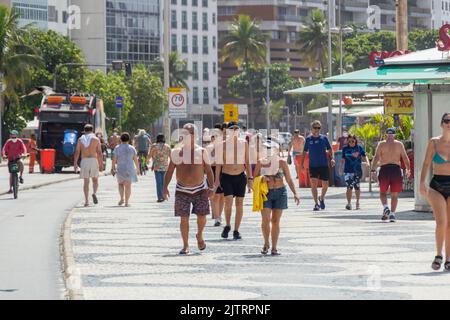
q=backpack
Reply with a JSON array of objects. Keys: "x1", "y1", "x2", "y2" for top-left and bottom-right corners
[{"x1": 137, "y1": 134, "x2": 148, "y2": 151}]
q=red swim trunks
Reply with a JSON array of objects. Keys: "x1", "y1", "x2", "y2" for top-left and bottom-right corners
[{"x1": 378, "y1": 164, "x2": 403, "y2": 193}]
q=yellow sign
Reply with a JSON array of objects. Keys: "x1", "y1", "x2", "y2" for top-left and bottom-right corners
[
  {"x1": 224, "y1": 104, "x2": 239, "y2": 122},
  {"x1": 384, "y1": 93, "x2": 414, "y2": 115}
]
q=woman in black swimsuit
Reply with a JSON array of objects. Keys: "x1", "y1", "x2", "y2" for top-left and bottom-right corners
[{"x1": 420, "y1": 113, "x2": 450, "y2": 271}]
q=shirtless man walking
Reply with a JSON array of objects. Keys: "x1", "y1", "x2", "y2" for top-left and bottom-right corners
[
  {"x1": 108, "y1": 129, "x2": 121, "y2": 160},
  {"x1": 214, "y1": 122, "x2": 253, "y2": 240},
  {"x1": 371, "y1": 127, "x2": 411, "y2": 222},
  {"x1": 74, "y1": 124, "x2": 104, "y2": 207},
  {"x1": 163, "y1": 123, "x2": 214, "y2": 254},
  {"x1": 288, "y1": 129, "x2": 305, "y2": 178}
]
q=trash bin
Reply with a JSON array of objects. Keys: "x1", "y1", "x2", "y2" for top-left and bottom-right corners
[
  {"x1": 63, "y1": 129, "x2": 78, "y2": 156},
  {"x1": 40, "y1": 149, "x2": 56, "y2": 173}
]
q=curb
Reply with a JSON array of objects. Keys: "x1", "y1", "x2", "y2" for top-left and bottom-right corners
[{"x1": 60, "y1": 207, "x2": 85, "y2": 300}]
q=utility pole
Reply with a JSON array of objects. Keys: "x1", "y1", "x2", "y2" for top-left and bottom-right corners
[
  {"x1": 163, "y1": 0, "x2": 171, "y2": 139},
  {"x1": 327, "y1": 0, "x2": 334, "y2": 141},
  {"x1": 337, "y1": 0, "x2": 343, "y2": 139},
  {"x1": 396, "y1": 0, "x2": 408, "y2": 51},
  {"x1": 265, "y1": 40, "x2": 271, "y2": 134}
]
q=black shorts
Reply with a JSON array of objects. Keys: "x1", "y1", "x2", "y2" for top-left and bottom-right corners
[
  {"x1": 220, "y1": 172, "x2": 247, "y2": 198},
  {"x1": 430, "y1": 175, "x2": 450, "y2": 200},
  {"x1": 211, "y1": 166, "x2": 223, "y2": 194},
  {"x1": 309, "y1": 166, "x2": 329, "y2": 181}
]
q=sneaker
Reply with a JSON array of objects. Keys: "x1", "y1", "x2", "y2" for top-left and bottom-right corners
[
  {"x1": 19, "y1": 177, "x2": 24, "y2": 184},
  {"x1": 381, "y1": 207, "x2": 390, "y2": 222},
  {"x1": 345, "y1": 203, "x2": 352, "y2": 210},
  {"x1": 313, "y1": 204, "x2": 320, "y2": 211},
  {"x1": 233, "y1": 230, "x2": 242, "y2": 240},
  {"x1": 214, "y1": 220, "x2": 221, "y2": 227},
  {"x1": 221, "y1": 225, "x2": 231, "y2": 239},
  {"x1": 389, "y1": 213, "x2": 396, "y2": 222},
  {"x1": 319, "y1": 197, "x2": 325, "y2": 210}
]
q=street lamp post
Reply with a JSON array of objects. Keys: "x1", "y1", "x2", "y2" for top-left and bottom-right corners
[
  {"x1": 327, "y1": 0, "x2": 334, "y2": 141},
  {"x1": 266, "y1": 40, "x2": 271, "y2": 134},
  {"x1": 163, "y1": 0, "x2": 171, "y2": 140}
]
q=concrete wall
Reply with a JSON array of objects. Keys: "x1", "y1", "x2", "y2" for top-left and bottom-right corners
[
  {"x1": 69, "y1": 0, "x2": 106, "y2": 71},
  {"x1": 414, "y1": 84, "x2": 450, "y2": 212}
]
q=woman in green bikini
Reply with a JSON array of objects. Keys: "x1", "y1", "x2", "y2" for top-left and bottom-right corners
[{"x1": 420, "y1": 113, "x2": 450, "y2": 271}]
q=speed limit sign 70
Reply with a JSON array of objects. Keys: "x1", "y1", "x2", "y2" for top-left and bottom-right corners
[{"x1": 169, "y1": 87, "x2": 187, "y2": 118}]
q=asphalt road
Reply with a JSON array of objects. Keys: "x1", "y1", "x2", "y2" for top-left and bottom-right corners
[{"x1": 0, "y1": 177, "x2": 90, "y2": 300}]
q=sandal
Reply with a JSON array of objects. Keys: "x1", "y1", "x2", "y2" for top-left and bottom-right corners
[
  {"x1": 179, "y1": 248, "x2": 190, "y2": 255},
  {"x1": 271, "y1": 249, "x2": 281, "y2": 256},
  {"x1": 432, "y1": 255, "x2": 443, "y2": 270},
  {"x1": 118, "y1": 200, "x2": 124, "y2": 206},
  {"x1": 196, "y1": 234, "x2": 206, "y2": 251},
  {"x1": 261, "y1": 245, "x2": 269, "y2": 255},
  {"x1": 444, "y1": 261, "x2": 450, "y2": 271},
  {"x1": 92, "y1": 194, "x2": 98, "y2": 204}
]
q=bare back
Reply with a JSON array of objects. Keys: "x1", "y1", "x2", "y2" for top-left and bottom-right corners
[
  {"x1": 172, "y1": 146, "x2": 207, "y2": 186},
  {"x1": 78, "y1": 136, "x2": 101, "y2": 159},
  {"x1": 221, "y1": 138, "x2": 247, "y2": 175},
  {"x1": 377, "y1": 140, "x2": 405, "y2": 166}
]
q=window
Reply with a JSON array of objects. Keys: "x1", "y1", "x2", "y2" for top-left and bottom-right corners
[
  {"x1": 192, "y1": 12, "x2": 198, "y2": 30},
  {"x1": 48, "y1": 5, "x2": 57, "y2": 22},
  {"x1": 213, "y1": 62, "x2": 216, "y2": 74},
  {"x1": 62, "y1": 11, "x2": 68, "y2": 23},
  {"x1": 182, "y1": 35, "x2": 188, "y2": 53},
  {"x1": 171, "y1": 0, "x2": 177, "y2": 4},
  {"x1": 192, "y1": 62, "x2": 199, "y2": 80},
  {"x1": 202, "y1": 13, "x2": 208, "y2": 30},
  {"x1": 203, "y1": 87, "x2": 209, "y2": 104},
  {"x1": 213, "y1": 87, "x2": 217, "y2": 99},
  {"x1": 192, "y1": 35, "x2": 198, "y2": 53},
  {"x1": 171, "y1": 10, "x2": 177, "y2": 29},
  {"x1": 192, "y1": 0, "x2": 198, "y2": 6},
  {"x1": 171, "y1": 34, "x2": 177, "y2": 51},
  {"x1": 212, "y1": 36, "x2": 216, "y2": 49},
  {"x1": 218, "y1": 6, "x2": 236, "y2": 16},
  {"x1": 202, "y1": 36, "x2": 208, "y2": 54},
  {"x1": 202, "y1": 0, "x2": 208, "y2": 7},
  {"x1": 182, "y1": 0, "x2": 187, "y2": 5},
  {"x1": 203, "y1": 62, "x2": 208, "y2": 80},
  {"x1": 212, "y1": 13, "x2": 216, "y2": 24},
  {"x1": 193, "y1": 87, "x2": 199, "y2": 104},
  {"x1": 182, "y1": 11, "x2": 187, "y2": 29}
]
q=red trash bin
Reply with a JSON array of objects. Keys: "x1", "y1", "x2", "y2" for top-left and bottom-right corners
[{"x1": 40, "y1": 149, "x2": 56, "y2": 173}]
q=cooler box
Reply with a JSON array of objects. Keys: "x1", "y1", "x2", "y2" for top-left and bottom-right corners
[
  {"x1": 40, "y1": 149, "x2": 56, "y2": 173},
  {"x1": 63, "y1": 129, "x2": 78, "y2": 156}
]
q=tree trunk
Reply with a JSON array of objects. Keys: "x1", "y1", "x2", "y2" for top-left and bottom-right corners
[{"x1": 248, "y1": 80, "x2": 255, "y2": 129}]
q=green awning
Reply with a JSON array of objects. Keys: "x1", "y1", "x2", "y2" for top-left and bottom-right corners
[
  {"x1": 324, "y1": 64, "x2": 450, "y2": 83},
  {"x1": 285, "y1": 82, "x2": 412, "y2": 94}
]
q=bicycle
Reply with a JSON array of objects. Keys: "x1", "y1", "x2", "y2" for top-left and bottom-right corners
[
  {"x1": 138, "y1": 152, "x2": 148, "y2": 176},
  {"x1": 8, "y1": 159, "x2": 20, "y2": 199}
]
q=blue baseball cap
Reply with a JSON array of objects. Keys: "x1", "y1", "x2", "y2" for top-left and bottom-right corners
[{"x1": 386, "y1": 127, "x2": 396, "y2": 134}]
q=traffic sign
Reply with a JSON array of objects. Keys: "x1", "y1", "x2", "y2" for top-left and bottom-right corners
[
  {"x1": 169, "y1": 88, "x2": 187, "y2": 118},
  {"x1": 116, "y1": 96, "x2": 123, "y2": 108},
  {"x1": 224, "y1": 104, "x2": 238, "y2": 122}
]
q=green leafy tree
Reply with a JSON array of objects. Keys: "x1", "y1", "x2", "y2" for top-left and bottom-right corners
[
  {"x1": 0, "y1": 5, "x2": 43, "y2": 134},
  {"x1": 149, "y1": 52, "x2": 192, "y2": 89},
  {"x1": 221, "y1": 14, "x2": 269, "y2": 128},
  {"x1": 227, "y1": 63, "x2": 300, "y2": 103},
  {"x1": 296, "y1": 9, "x2": 331, "y2": 78},
  {"x1": 408, "y1": 29, "x2": 439, "y2": 51},
  {"x1": 125, "y1": 64, "x2": 163, "y2": 132},
  {"x1": 349, "y1": 122, "x2": 380, "y2": 159}
]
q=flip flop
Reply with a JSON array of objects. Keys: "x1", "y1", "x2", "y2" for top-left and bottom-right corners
[
  {"x1": 92, "y1": 194, "x2": 98, "y2": 204},
  {"x1": 196, "y1": 234, "x2": 206, "y2": 251},
  {"x1": 179, "y1": 248, "x2": 190, "y2": 255}
]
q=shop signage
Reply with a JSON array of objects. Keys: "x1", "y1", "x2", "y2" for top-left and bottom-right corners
[
  {"x1": 384, "y1": 93, "x2": 414, "y2": 115},
  {"x1": 437, "y1": 24, "x2": 450, "y2": 51},
  {"x1": 369, "y1": 50, "x2": 412, "y2": 67}
]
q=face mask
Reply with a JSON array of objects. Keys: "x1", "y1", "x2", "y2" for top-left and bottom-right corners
[{"x1": 343, "y1": 132, "x2": 348, "y2": 138}]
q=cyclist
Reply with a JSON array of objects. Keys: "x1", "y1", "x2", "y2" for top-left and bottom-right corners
[
  {"x1": 2, "y1": 130, "x2": 27, "y2": 193},
  {"x1": 134, "y1": 129, "x2": 151, "y2": 174}
]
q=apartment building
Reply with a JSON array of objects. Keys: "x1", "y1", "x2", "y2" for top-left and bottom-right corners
[{"x1": 170, "y1": 0, "x2": 221, "y2": 127}]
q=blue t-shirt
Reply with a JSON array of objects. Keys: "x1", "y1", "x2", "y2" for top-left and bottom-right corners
[
  {"x1": 304, "y1": 134, "x2": 331, "y2": 168},
  {"x1": 342, "y1": 145, "x2": 366, "y2": 174}
]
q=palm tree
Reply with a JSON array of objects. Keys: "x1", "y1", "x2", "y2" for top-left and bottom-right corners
[
  {"x1": 297, "y1": 9, "x2": 330, "y2": 78},
  {"x1": 221, "y1": 15, "x2": 269, "y2": 128},
  {"x1": 149, "y1": 52, "x2": 192, "y2": 89},
  {"x1": 0, "y1": 5, "x2": 43, "y2": 134}
]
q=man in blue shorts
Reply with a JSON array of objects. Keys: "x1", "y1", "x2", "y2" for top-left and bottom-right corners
[{"x1": 301, "y1": 120, "x2": 335, "y2": 211}]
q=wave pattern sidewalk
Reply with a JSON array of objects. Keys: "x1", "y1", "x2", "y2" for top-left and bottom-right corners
[{"x1": 68, "y1": 174, "x2": 450, "y2": 300}]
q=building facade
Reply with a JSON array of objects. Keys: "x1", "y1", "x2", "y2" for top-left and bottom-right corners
[
  {"x1": 170, "y1": 0, "x2": 221, "y2": 127},
  {"x1": 432, "y1": 0, "x2": 450, "y2": 28}
]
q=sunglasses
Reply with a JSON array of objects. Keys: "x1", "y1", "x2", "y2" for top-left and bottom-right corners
[
  {"x1": 443, "y1": 118, "x2": 450, "y2": 124},
  {"x1": 313, "y1": 127, "x2": 321, "y2": 130},
  {"x1": 348, "y1": 140, "x2": 356, "y2": 143}
]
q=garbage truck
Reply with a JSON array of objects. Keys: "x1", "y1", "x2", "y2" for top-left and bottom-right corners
[{"x1": 37, "y1": 93, "x2": 107, "y2": 172}]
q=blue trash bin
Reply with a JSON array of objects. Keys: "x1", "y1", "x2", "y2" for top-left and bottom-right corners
[
  {"x1": 63, "y1": 129, "x2": 78, "y2": 156},
  {"x1": 334, "y1": 150, "x2": 346, "y2": 187}
]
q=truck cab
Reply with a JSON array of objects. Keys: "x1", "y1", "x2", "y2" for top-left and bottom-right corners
[{"x1": 37, "y1": 93, "x2": 106, "y2": 172}]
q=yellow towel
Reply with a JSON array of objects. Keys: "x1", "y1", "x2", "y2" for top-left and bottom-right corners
[{"x1": 253, "y1": 176, "x2": 268, "y2": 212}]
